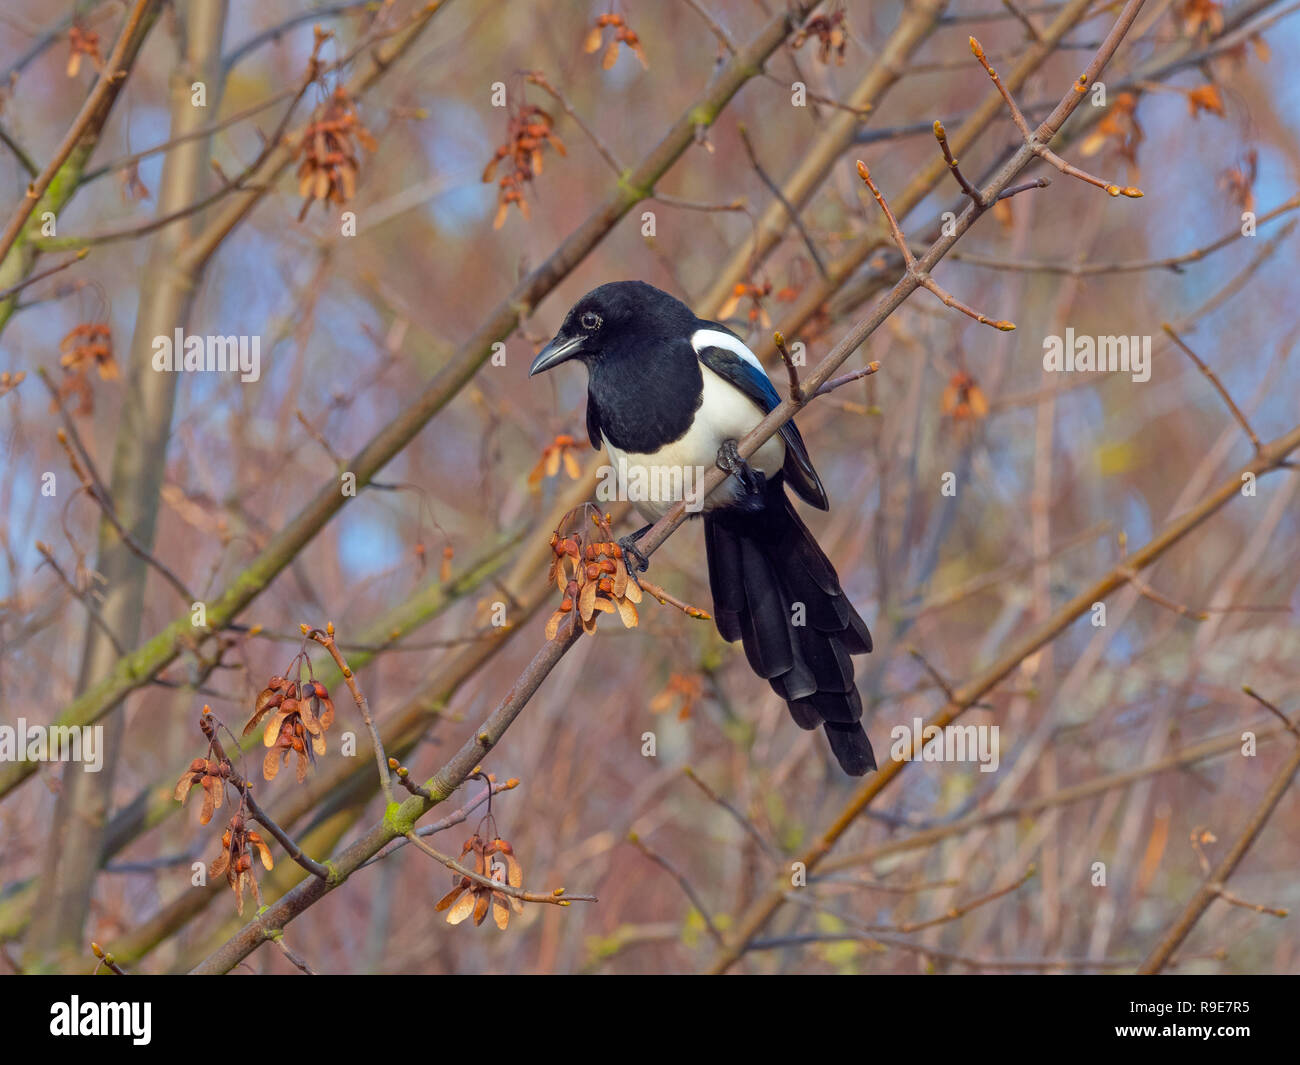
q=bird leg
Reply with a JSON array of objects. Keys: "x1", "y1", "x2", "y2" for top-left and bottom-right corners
[
  {"x1": 716, "y1": 438, "x2": 765, "y2": 501},
  {"x1": 617, "y1": 523, "x2": 653, "y2": 576}
]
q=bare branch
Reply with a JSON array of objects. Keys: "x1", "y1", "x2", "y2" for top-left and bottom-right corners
[
  {"x1": 1138, "y1": 742, "x2": 1300, "y2": 973},
  {"x1": 1162, "y1": 322, "x2": 1263, "y2": 454}
]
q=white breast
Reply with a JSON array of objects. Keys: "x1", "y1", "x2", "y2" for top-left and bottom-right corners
[{"x1": 602, "y1": 365, "x2": 786, "y2": 521}]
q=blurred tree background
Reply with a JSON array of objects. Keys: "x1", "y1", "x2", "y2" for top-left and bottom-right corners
[{"x1": 0, "y1": 0, "x2": 1297, "y2": 974}]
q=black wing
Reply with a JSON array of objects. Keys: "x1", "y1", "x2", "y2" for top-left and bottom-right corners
[{"x1": 694, "y1": 327, "x2": 829, "y2": 510}]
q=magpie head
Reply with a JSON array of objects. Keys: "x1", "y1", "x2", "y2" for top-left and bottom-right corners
[{"x1": 528, "y1": 280, "x2": 695, "y2": 377}]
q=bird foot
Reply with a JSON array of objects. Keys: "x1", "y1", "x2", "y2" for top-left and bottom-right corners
[
  {"x1": 716, "y1": 438, "x2": 765, "y2": 499},
  {"x1": 617, "y1": 526, "x2": 651, "y2": 577}
]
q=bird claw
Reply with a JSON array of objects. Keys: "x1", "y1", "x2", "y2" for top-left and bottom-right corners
[
  {"x1": 716, "y1": 438, "x2": 764, "y2": 498},
  {"x1": 617, "y1": 534, "x2": 650, "y2": 577}
]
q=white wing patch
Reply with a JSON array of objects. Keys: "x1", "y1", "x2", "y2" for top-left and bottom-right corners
[{"x1": 691, "y1": 327, "x2": 769, "y2": 378}]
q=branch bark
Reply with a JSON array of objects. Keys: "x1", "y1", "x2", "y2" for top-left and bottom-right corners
[
  {"x1": 22, "y1": 0, "x2": 229, "y2": 968},
  {"x1": 1137, "y1": 740, "x2": 1300, "y2": 974},
  {"x1": 705, "y1": 421, "x2": 1300, "y2": 973},
  {"x1": 0, "y1": 0, "x2": 163, "y2": 332},
  {"x1": 0, "y1": 0, "x2": 822, "y2": 804},
  {"x1": 0, "y1": 0, "x2": 161, "y2": 267}
]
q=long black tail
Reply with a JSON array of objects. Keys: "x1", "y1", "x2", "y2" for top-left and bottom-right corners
[{"x1": 703, "y1": 478, "x2": 874, "y2": 774}]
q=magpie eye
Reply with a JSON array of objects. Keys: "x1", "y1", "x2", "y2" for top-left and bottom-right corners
[{"x1": 580, "y1": 312, "x2": 602, "y2": 331}]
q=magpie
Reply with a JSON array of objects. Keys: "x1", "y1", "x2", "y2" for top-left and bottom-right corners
[{"x1": 529, "y1": 280, "x2": 875, "y2": 775}]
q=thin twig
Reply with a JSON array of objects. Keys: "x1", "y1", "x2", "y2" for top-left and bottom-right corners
[
  {"x1": 772, "y1": 330, "x2": 804, "y2": 401},
  {"x1": 627, "y1": 832, "x2": 725, "y2": 946},
  {"x1": 857, "y1": 159, "x2": 1018, "y2": 331},
  {"x1": 0, "y1": 124, "x2": 38, "y2": 178},
  {"x1": 357, "y1": 778, "x2": 519, "y2": 870},
  {"x1": 738, "y1": 123, "x2": 828, "y2": 278},
  {"x1": 0, "y1": 248, "x2": 89, "y2": 302},
  {"x1": 90, "y1": 942, "x2": 127, "y2": 975},
  {"x1": 34, "y1": 542, "x2": 123, "y2": 656},
  {"x1": 41, "y1": 368, "x2": 198, "y2": 605},
  {"x1": 1138, "y1": 742, "x2": 1300, "y2": 973},
  {"x1": 10, "y1": 2, "x2": 801, "y2": 805},
  {"x1": 954, "y1": 194, "x2": 1300, "y2": 274},
  {"x1": 222, "y1": 1, "x2": 372, "y2": 70},
  {"x1": 524, "y1": 70, "x2": 624, "y2": 176},
  {"x1": 821, "y1": 720, "x2": 1292, "y2": 876},
  {"x1": 404, "y1": 831, "x2": 597, "y2": 906},
  {"x1": 388, "y1": 757, "x2": 432, "y2": 800},
  {"x1": 651, "y1": 193, "x2": 748, "y2": 214},
  {"x1": 198, "y1": 714, "x2": 331, "y2": 881},
  {"x1": 816, "y1": 361, "x2": 881, "y2": 396},
  {"x1": 907, "y1": 646, "x2": 957, "y2": 701},
  {"x1": 932, "y1": 119, "x2": 982, "y2": 206},
  {"x1": 1162, "y1": 322, "x2": 1262, "y2": 454},
  {"x1": 682, "y1": 767, "x2": 782, "y2": 861},
  {"x1": 1116, "y1": 531, "x2": 1209, "y2": 621},
  {"x1": 1241, "y1": 686, "x2": 1300, "y2": 739},
  {"x1": 680, "y1": 0, "x2": 736, "y2": 52},
  {"x1": 35, "y1": 171, "x2": 268, "y2": 250},
  {"x1": 0, "y1": 0, "x2": 160, "y2": 265},
  {"x1": 1216, "y1": 886, "x2": 1288, "y2": 917},
  {"x1": 969, "y1": 34, "x2": 1143, "y2": 198},
  {"x1": 1001, "y1": 0, "x2": 1045, "y2": 41},
  {"x1": 636, "y1": 576, "x2": 712, "y2": 620},
  {"x1": 308, "y1": 626, "x2": 393, "y2": 804},
  {"x1": 269, "y1": 932, "x2": 316, "y2": 974},
  {"x1": 869, "y1": 865, "x2": 1035, "y2": 934},
  {"x1": 787, "y1": 864, "x2": 1035, "y2": 936}
]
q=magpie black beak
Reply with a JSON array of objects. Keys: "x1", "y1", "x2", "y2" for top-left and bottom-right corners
[{"x1": 528, "y1": 335, "x2": 584, "y2": 377}]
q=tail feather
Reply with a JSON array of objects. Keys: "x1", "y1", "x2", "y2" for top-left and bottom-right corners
[
  {"x1": 825, "y1": 721, "x2": 877, "y2": 776},
  {"x1": 703, "y1": 478, "x2": 875, "y2": 775},
  {"x1": 704, "y1": 515, "x2": 745, "y2": 642},
  {"x1": 735, "y1": 538, "x2": 793, "y2": 679}
]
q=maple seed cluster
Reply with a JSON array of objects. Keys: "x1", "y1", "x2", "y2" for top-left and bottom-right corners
[
  {"x1": 528, "y1": 433, "x2": 583, "y2": 487},
  {"x1": 295, "y1": 86, "x2": 377, "y2": 221},
  {"x1": 483, "y1": 104, "x2": 566, "y2": 228},
  {"x1": 436, "y1": 835, "x2": 525, "y2": 929},
  {"x1": 173, "y1": 755, "x2": 231, "y2": 826},
  {"x1": 242, "y1": 675, "x2": 336, "y2": 782},
  {"x1": 941, "y1": 372, "x2": 989, "y2": 421},
  {"x1": 1179, "y1": 0, "x2": 1224, "y2": 38},
  {"x1": 717, "y1": 281, "x2": 774, "y2": 329},
  {"x1": 650, "y1": 672, "x2": 704, "y2": 722},
  {"x1": 60, "y1": 323, "x2": 117, "y2": 379},
  {"x1": 1219, "y1": 149, "x2": 1258, "y2": 213},
  {"x1": 546, "y1": 528, "x2": 641, "y2": 638},
  {"x1": 793, "y1": 11, "x2": 849, "y2": 65},
  {"x1": 66, "y1": 25, "x2": 102, "y2": 78},
  {"x1": 211, "y1": 814, "x2": 274, "y2": 917},
  {"x1": 56, "y1": 322, "x2": 118, "y2": 416},
  {"x1": 1081, "y1": 93, "x2": 1143, "y2": 168},
  {"x1": 583, "y1": 13, "x2": 648, "y2": 70}
]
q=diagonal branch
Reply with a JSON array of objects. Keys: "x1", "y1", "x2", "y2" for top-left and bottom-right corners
[
  {"x1": 1137, "y1": 740, "x2": 1300, "y2": 973},
  {"x1": 968, "y1": 35, "x2": 1142, "y2": 199},
  {"x1": 0, "y1": 0, "x2": 161, "y2": 266},
  {"x1": 1162, "y1": 323, "x2": 1263, "y2": 454},
  {"x1": 707, "y1": 420, "x2": 1300, "y2": 972},
  {"x1": 0, "y1": 0, "x2": 825, "y2": 805}
]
